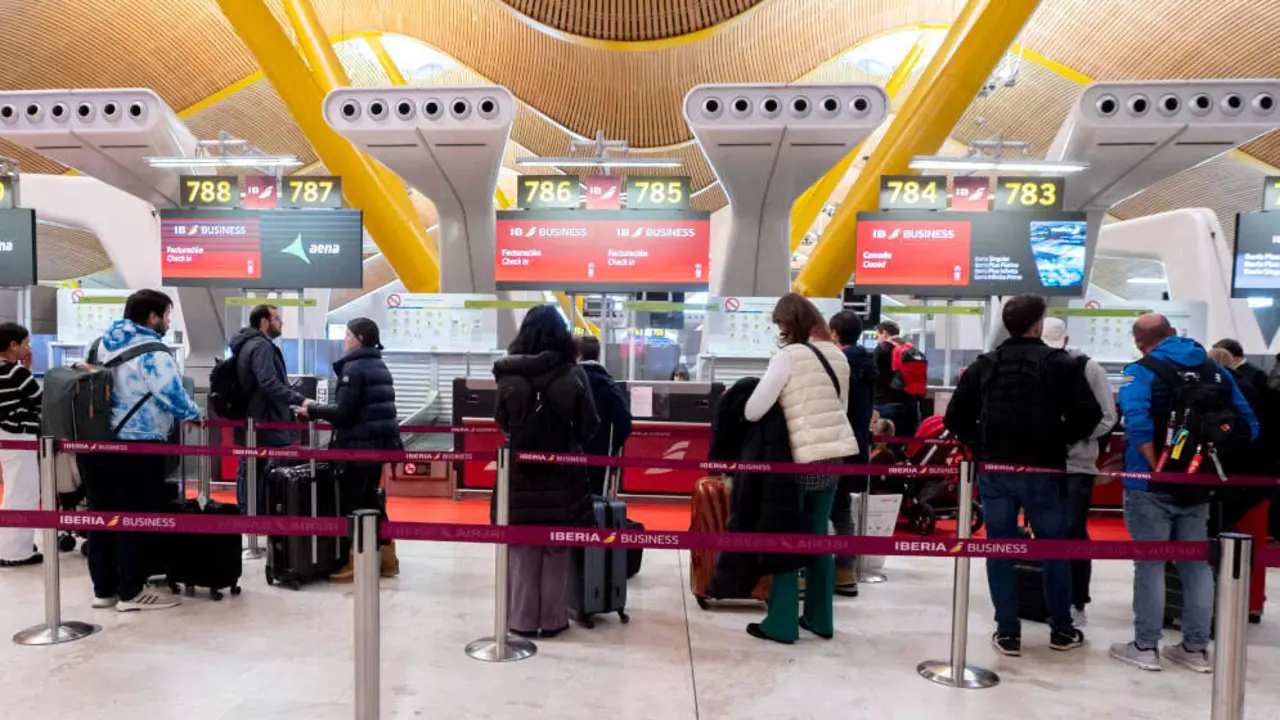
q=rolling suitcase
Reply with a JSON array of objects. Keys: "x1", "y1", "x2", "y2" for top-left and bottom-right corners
[
  {"x1": 568, "y1": 462, "x2": 629, "y2": 628},
  {"x1": 265, "y1": 461, "x2": 343, "y2": 590},
  {"x1": 690, "y1": 476, "x2": 770, "y2": 608},
  {"x1": 1015, "y1": 560, "x2": 1049, "y2": 623},
  {"x1": 167, "y1": 497, "x2": 244, "y2": 600}
]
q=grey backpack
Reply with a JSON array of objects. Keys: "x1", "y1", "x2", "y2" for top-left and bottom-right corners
[{"x1": 42, "y1": 339, "x2": 170, "y2": 442}]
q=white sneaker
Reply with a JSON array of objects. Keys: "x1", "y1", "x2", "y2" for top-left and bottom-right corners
[
  {"x1": 1164, "y1": 643, "x2": 1212, "y2": 674},
  {"x1": 117, "y1": 591, "x2": 181, "y2": 612},
  {"x1": 1071, "y1": 606, "x2": 1088, "y2": 627},
  {"x1": 91, "y1": 596, "x2": 118, "y2": 609},
  {"x1": 1110, "y1": 641, "x2": 1162, "y2": 671}
]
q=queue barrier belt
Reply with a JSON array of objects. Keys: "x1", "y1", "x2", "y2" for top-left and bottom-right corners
[{"x1": 0, "y1": 510, "x2": 1219, "y2": 563}]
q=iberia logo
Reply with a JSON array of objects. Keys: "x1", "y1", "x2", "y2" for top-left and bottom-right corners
[
  {"x1": 950, "y1": 542, "x2": 964, "y2": 553},
  {"x1": 645, "y1": 441, "x2": 690, "y2": 475},
  {"x1": 106, "y1": 516, "x2": 120, "y2": 528},
  {"x1": 603, "y1": 533, "x2": 617, "y2": 544}
]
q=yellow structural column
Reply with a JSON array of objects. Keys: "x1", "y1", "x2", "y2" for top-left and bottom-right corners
[
  {"x1": 215, "y1": 0, "x2": 440, "y2": 292},
  {"x1": 793, "y1": 0, "x2": 1041, "y2": 298},
  {"x1": 788, "y1": 40, "x2": 925, "y2": 254}
]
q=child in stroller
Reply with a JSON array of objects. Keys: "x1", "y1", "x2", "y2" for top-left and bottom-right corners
[{"x1": 874, "y1": 415, "x2": 983, "y2": 536}]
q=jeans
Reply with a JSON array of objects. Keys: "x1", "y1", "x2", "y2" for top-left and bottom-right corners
[
  {"x1": 237, "y1": 457, "x2": 272, "y2": 514},
  {"x1": 1064, "y1": 473, "x2": 1094, "y2": 608},
  {"x1": 1124, "y1": 490, "x2": 1213, "y2": 651},
  {"x1": 81, "y1": 451, "x2": 171, "y2": 601},
  {"x1": 875, "y1": 402, "x2": 920, "y2": 437},
  {"x1": 830, "y1": 486, "x2": 857, "y2": 573},
  {"x1": 760, "y1": 485, "x2": 838, "y2": 642},
  {"x1": 979, "y1": 472, "x2": 1073, "y2": 634}
]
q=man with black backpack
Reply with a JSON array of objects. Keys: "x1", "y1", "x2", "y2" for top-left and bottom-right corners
[
  {"x1": 1111, "y1": 315, "x2": 1258, "y2": 674},
  {"x1": 222, "y1": 304, "x2": 306, "y2": 514},
  {"x1": 945, "y1": 294, "x2": 1102, "y2": 657}
]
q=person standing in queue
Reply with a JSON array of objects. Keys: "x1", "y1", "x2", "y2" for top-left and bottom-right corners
[
  {"x1": 872, "y1": 321, "x2": 921, "y2": 437},
  {"x1": 1111, "y1": 316, "x2": 1256, "y2": 672},
  {"x1": 827, "y1": 310, "x2": 877, "y2": 598},
  {"x1": 297, "y1": 318, "x2": 401, "y2": 581},
  {"x1": 742, "y1": 294, "x2": 859, "y2": 644},
  {"x1": 576, "y1": 335, "x2": 632, "y2": 496},
  {"x1": 229, "y1": 304, "x2": 305, "y2": 514},
  {"x1": 1040, "y1": 317, "x2": 1117, "y2": 627},
  {"x1": 84, "y1": 290, "x2": 202, "y2": 611},
  {"x1": 494, "y1": 305, "x2": 599, "y2": 639},
  {"x1": 0, "y1": 323, "x2": 43, "y2": 568},
  {"x1": 944, "y1": 294, "x2": 1100, "y2": 656}
]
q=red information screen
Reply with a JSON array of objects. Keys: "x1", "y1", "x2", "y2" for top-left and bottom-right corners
[
  {"x1": 496, "y1": 209, "x2": 711, "y2": 292},
  {"x1": 160, "y1": 215, "x2": 262, "y2": 281},
  {"x1": 855, "y1": 219, "x2": 971, "y2": 287}
]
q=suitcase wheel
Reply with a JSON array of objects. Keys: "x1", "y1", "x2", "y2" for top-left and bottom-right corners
[
  {"x1": 230, "y1": 585, "x2": 242, "y2": 597},
  {"x1": 210, "y1": 589, "x2": 223, "y2": 601},
  {"x1": 696, "y1": 597, "x2": 710, "y2": 611},
  {"x1": 619, "y1": 611, "x2": 630, "y2": 624},
  {"x1": 58, "y1": 533, "x2": 78, "y2": 553},
  {"x1": 583, "y1": 617, "x2": 595, "y2": 629},
  {"x1": 169, "y1": 582, "x2": 182, "y2": 595},
  {"x1": 912, "y1": 505, "x2": 938, "y2": 535}
]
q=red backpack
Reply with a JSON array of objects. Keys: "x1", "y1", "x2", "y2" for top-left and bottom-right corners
[{"x1": 889, "y1": 340, "x2": 928, "y2": 397}]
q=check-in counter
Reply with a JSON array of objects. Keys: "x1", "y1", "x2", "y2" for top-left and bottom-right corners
[{"x1": 452, "y1": 378, "x2": 723, "y2": 496}]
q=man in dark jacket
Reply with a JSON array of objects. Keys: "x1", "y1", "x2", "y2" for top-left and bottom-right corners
[
  {"x1": 872, "y1": 320, "x2": 920, "y2": 436},
  {"x1": 945, "y1": 294, "x2": 1101, "y2": 657},
  {"x1": 828, "y1": 311, "x2": 876, "y2": 596},
  {"x1": 230, "y1": 304, "x2": 305, "y2": 514},
  {"x1": 576, "y1": 336, "x2": 633, "y2": 496}
]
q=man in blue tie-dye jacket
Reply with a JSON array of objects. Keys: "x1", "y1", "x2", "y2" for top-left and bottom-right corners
[{"x1": 82, "y1": 289, "x2": 201, "y2": 613}]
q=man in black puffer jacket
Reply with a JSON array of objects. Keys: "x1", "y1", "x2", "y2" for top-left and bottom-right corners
[
  {"x1": 576, "y1": 336, "x2": 632, "y2": 495},
  {"x1": 828, "y1": 311, "x2": 877, "y2": 597},
  {"x1": 301, "y1": 318, "x2": 402, "y2": 581}
]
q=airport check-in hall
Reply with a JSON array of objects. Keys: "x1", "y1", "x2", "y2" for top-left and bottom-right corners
[{"x1": 0, "y1": 1, "x2": 1279, "y2": 719}]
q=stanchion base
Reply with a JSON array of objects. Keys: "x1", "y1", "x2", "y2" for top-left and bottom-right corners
[
  {"x1": 13, "y1": 621, "x2": 101, "y2": 646},
  {"x1": 917, "y1": 660, "x2": 999, "y2": 689},
  {"x1": 465, "y1": 635, "x2": 537, "y2": 662},
  {"x1": 242, "y1": 548, "x2": 265, "y2": 561},
  {"x1": 859, "y1": 571, "x2": 887, "y2": 584}
]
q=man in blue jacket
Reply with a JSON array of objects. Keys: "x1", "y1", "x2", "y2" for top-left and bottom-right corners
[
  {"x1": 83, "y1": 290, "x2": 202, "y2": 613},
  {"x1": 1112, "y1": 314, "x2": 1258, "y2": 673}
]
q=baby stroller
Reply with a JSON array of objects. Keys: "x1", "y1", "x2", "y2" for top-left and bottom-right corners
[{"x1": 894, "y1": 416, "x2": 983, "y2": 536}]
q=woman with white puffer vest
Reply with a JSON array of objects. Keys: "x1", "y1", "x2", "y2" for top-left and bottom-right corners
[{"x1": 742, "y1": 293, "x2": 860, "y2": 644}]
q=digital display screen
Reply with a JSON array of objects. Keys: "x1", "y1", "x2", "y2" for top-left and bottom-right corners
[
  {"x1": 854, "y1": 210, "x2": 1088, "y2": 297},
  {"x1": 495, "y1": 209, "x2": 711, "y2": 292},
  {"x1": 159, "y1": 208, "x2": 364, "y2": 289},
  {"x1": 0, "y1": 209, "x2": 37, "y2": 286},
  {"x1": 1231, "y1": 211, "x2": 1280, "y2": 297}
]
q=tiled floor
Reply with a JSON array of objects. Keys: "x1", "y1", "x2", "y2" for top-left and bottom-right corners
[{"x1": 0, "y1": 537, "x2": 1276, "y2": 719}]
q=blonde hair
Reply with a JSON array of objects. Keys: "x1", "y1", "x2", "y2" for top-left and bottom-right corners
[{"x1": 1207, "y1": 346, "x2": 1235, "y2": 368}]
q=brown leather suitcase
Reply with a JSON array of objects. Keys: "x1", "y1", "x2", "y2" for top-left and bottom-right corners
[{"x1": 689, "y1": 476, "x2": 770, "y2": 608}]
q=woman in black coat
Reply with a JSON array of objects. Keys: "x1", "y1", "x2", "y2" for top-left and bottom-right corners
[
  {"x1": 300, "y1": 317, "x2": 402, "y2": 582},
  {"x1": 494, "y1": 305, "x2": 599, "y2": 638}
]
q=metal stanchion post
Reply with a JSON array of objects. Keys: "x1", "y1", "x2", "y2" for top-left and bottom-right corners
[
  {"x1": 197, "y1": 422, "x2": 212, "y2": 502},
  {"x1": 13, "y1": 436, "x2": 100, "y2": 646},
  {"x1": 352, "y1": 510, "x2": 381, "y2": 720},
  {"x1": 1211, "y1": 532, "x2": 1252, "y2": 720},
  {"x1": 917, "y1": 460, "x2": 998, "y2": 688},
  {"x1": 856, "y1": 489, "x2": 886, "y2": 584},
  {"x1": 243, "y1": 418, "x2": 264, "y2": 560},
  {"x1": 466, "y1": 446, "x2": 536, "y2": 661}
]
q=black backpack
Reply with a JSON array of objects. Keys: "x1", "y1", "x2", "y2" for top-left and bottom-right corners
[
  {"x1": 208, "y1": 354, "x2": 251, "y2": 420},
  {"x1": 510, "y1": 369, "x2": 575, "y2": 454},
  {"x1": 977, "y1": 345, "x2": 1064, "y2": 460},
  {"x1": 1139, "y1": 356, "x2": 1253, "y2": 491}
]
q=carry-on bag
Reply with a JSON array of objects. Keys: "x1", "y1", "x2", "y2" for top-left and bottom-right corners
[
  {"x1": 689, "y1": 476, "x2": 770, "y2": 608},
  {"x1": 1014, "y1": 560, "x2": 1049, "y2": 623},
  {"x1": 167, "y1": 497, "x2": 244, "y2": 600},
  {"x1": 568, "y1": 459, "x2": 630, "y2": 628},
  {"x1": 265, "y1": 461, "x2": 343, "y2": 590}
]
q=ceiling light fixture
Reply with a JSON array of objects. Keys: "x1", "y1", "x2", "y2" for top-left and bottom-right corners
[
  {"x1": 908, "y1": 156, "x2": 1088, "y2": 174},
  {"x1": 145, "y1": 155, "x2": 303, "y2": 169},
  {"x1": 1126, "y1": 277, "x2": 1168, "y2": 285},
  {"x1": 515, "y1": 157, "x2": 682, "y2": 169}
]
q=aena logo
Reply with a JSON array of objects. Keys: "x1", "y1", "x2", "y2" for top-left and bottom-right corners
[{"x1": 281, "y1": 234, "x2": 310, "y2": 265}]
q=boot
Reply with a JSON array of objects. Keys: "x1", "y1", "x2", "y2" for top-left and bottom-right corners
[
  {"x1": 329, "y1": 553, "x2": 355, "y2": 583},
  {"x1": 379, "y1": 542, "x2": 400, "y2": 578},
  {"x1": 835, "y1": 568, "x2": 859, "y2": 598}
]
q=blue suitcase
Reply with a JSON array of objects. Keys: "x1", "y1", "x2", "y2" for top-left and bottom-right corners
[{"x1": 568, "y1": 496, "x2": 630, "y2": 628}]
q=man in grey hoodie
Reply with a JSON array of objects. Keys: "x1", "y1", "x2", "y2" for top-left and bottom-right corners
[{"x1": 1041, "y1": 318, "x2": 1117, "y2": 626}]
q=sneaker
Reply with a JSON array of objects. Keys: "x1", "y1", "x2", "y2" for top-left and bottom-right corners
[
  {"x1": 1110, "y1": 641, "x2": 1162, "y2": 671},
  {"x1": 91, "y1": 596, "x2": 118, "y2": 610},
  {"x1": 116, "y1": 591, "x2": 181, "y2": 612},
  {"x1": 991, "y1": 632, "x2": 1021, "y2": 657},
  {"x1": 1050, "y1": 627, "x2": 1085, "y2": 651},
  {"x1": 1164, "y1": 643, "x2": 1212, "y2": 674},
  {"x1": 1072, "y1": 606, "x2": 1088, "y2": 627}
]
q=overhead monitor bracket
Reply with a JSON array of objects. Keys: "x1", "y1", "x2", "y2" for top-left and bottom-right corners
[
  {"x1": 1047, "y1": 79, "x2": 1280, "y2": 287},
  {"x1": 684, "y1": 83, "x2": 889, "y2": 297},
  {"x1": 323, "y1": 87, "x2": 515, "y2": 294},
  {"x1": 0, "y1": 88, "x2": 198, "y2": 209}
]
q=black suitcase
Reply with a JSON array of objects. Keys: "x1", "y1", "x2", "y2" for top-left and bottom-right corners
[
  {"x1": 1015, "y1": 560, "x2": 1050, "y2": 623},
  {"x1": 167, "y1": 498, "x2": 244, "y2": 600},
  {"x1": 568, "y1": 496, "x2": 630, "y2": 628},
  {"x1": 266, "y1": 462, "x2": 343, "y2": 590},
  {"x1": 624, "y1": 518, "x2": 644, "y2": 579}
]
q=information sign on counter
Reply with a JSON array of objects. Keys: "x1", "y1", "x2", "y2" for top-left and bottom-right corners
[
  {"x1": 705, "y1": 296, "x2": 842, "y2": 358},
  {"x1": 878, "y1": 175, "x2": 947, "y2": 211},
  {"x1": 380, "y1": 292, "x2": 499, "y2": 353},
  {"x1": 853, "y1": 209, "x2": 1087, "y2": 298},
  {"x1": 0, "y1": 209, "x2": 37, "y2": 286},
  {"x1": 1061, "y1": 300, "x2": 1205, "y2": 364},
  {"x1": 56, "y1": 288, "x2": 130, "y2": 345}
]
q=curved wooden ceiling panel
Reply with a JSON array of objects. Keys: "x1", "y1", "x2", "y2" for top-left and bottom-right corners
[
  {"x1": 500, "y1": 0, "x2": 765, "y2": 41},
  {"x1": 37, "y1": 224, "x2": 112, "y2": 282}
]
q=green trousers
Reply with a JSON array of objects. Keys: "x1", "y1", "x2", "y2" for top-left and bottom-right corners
[{"x1": 759, "y1": 485, "x2": 837, "y2": 642}]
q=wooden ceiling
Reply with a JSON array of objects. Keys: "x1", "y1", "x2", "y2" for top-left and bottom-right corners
[{"x1": 499, "y1": 0, "x2": 766, "y2": 40}]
